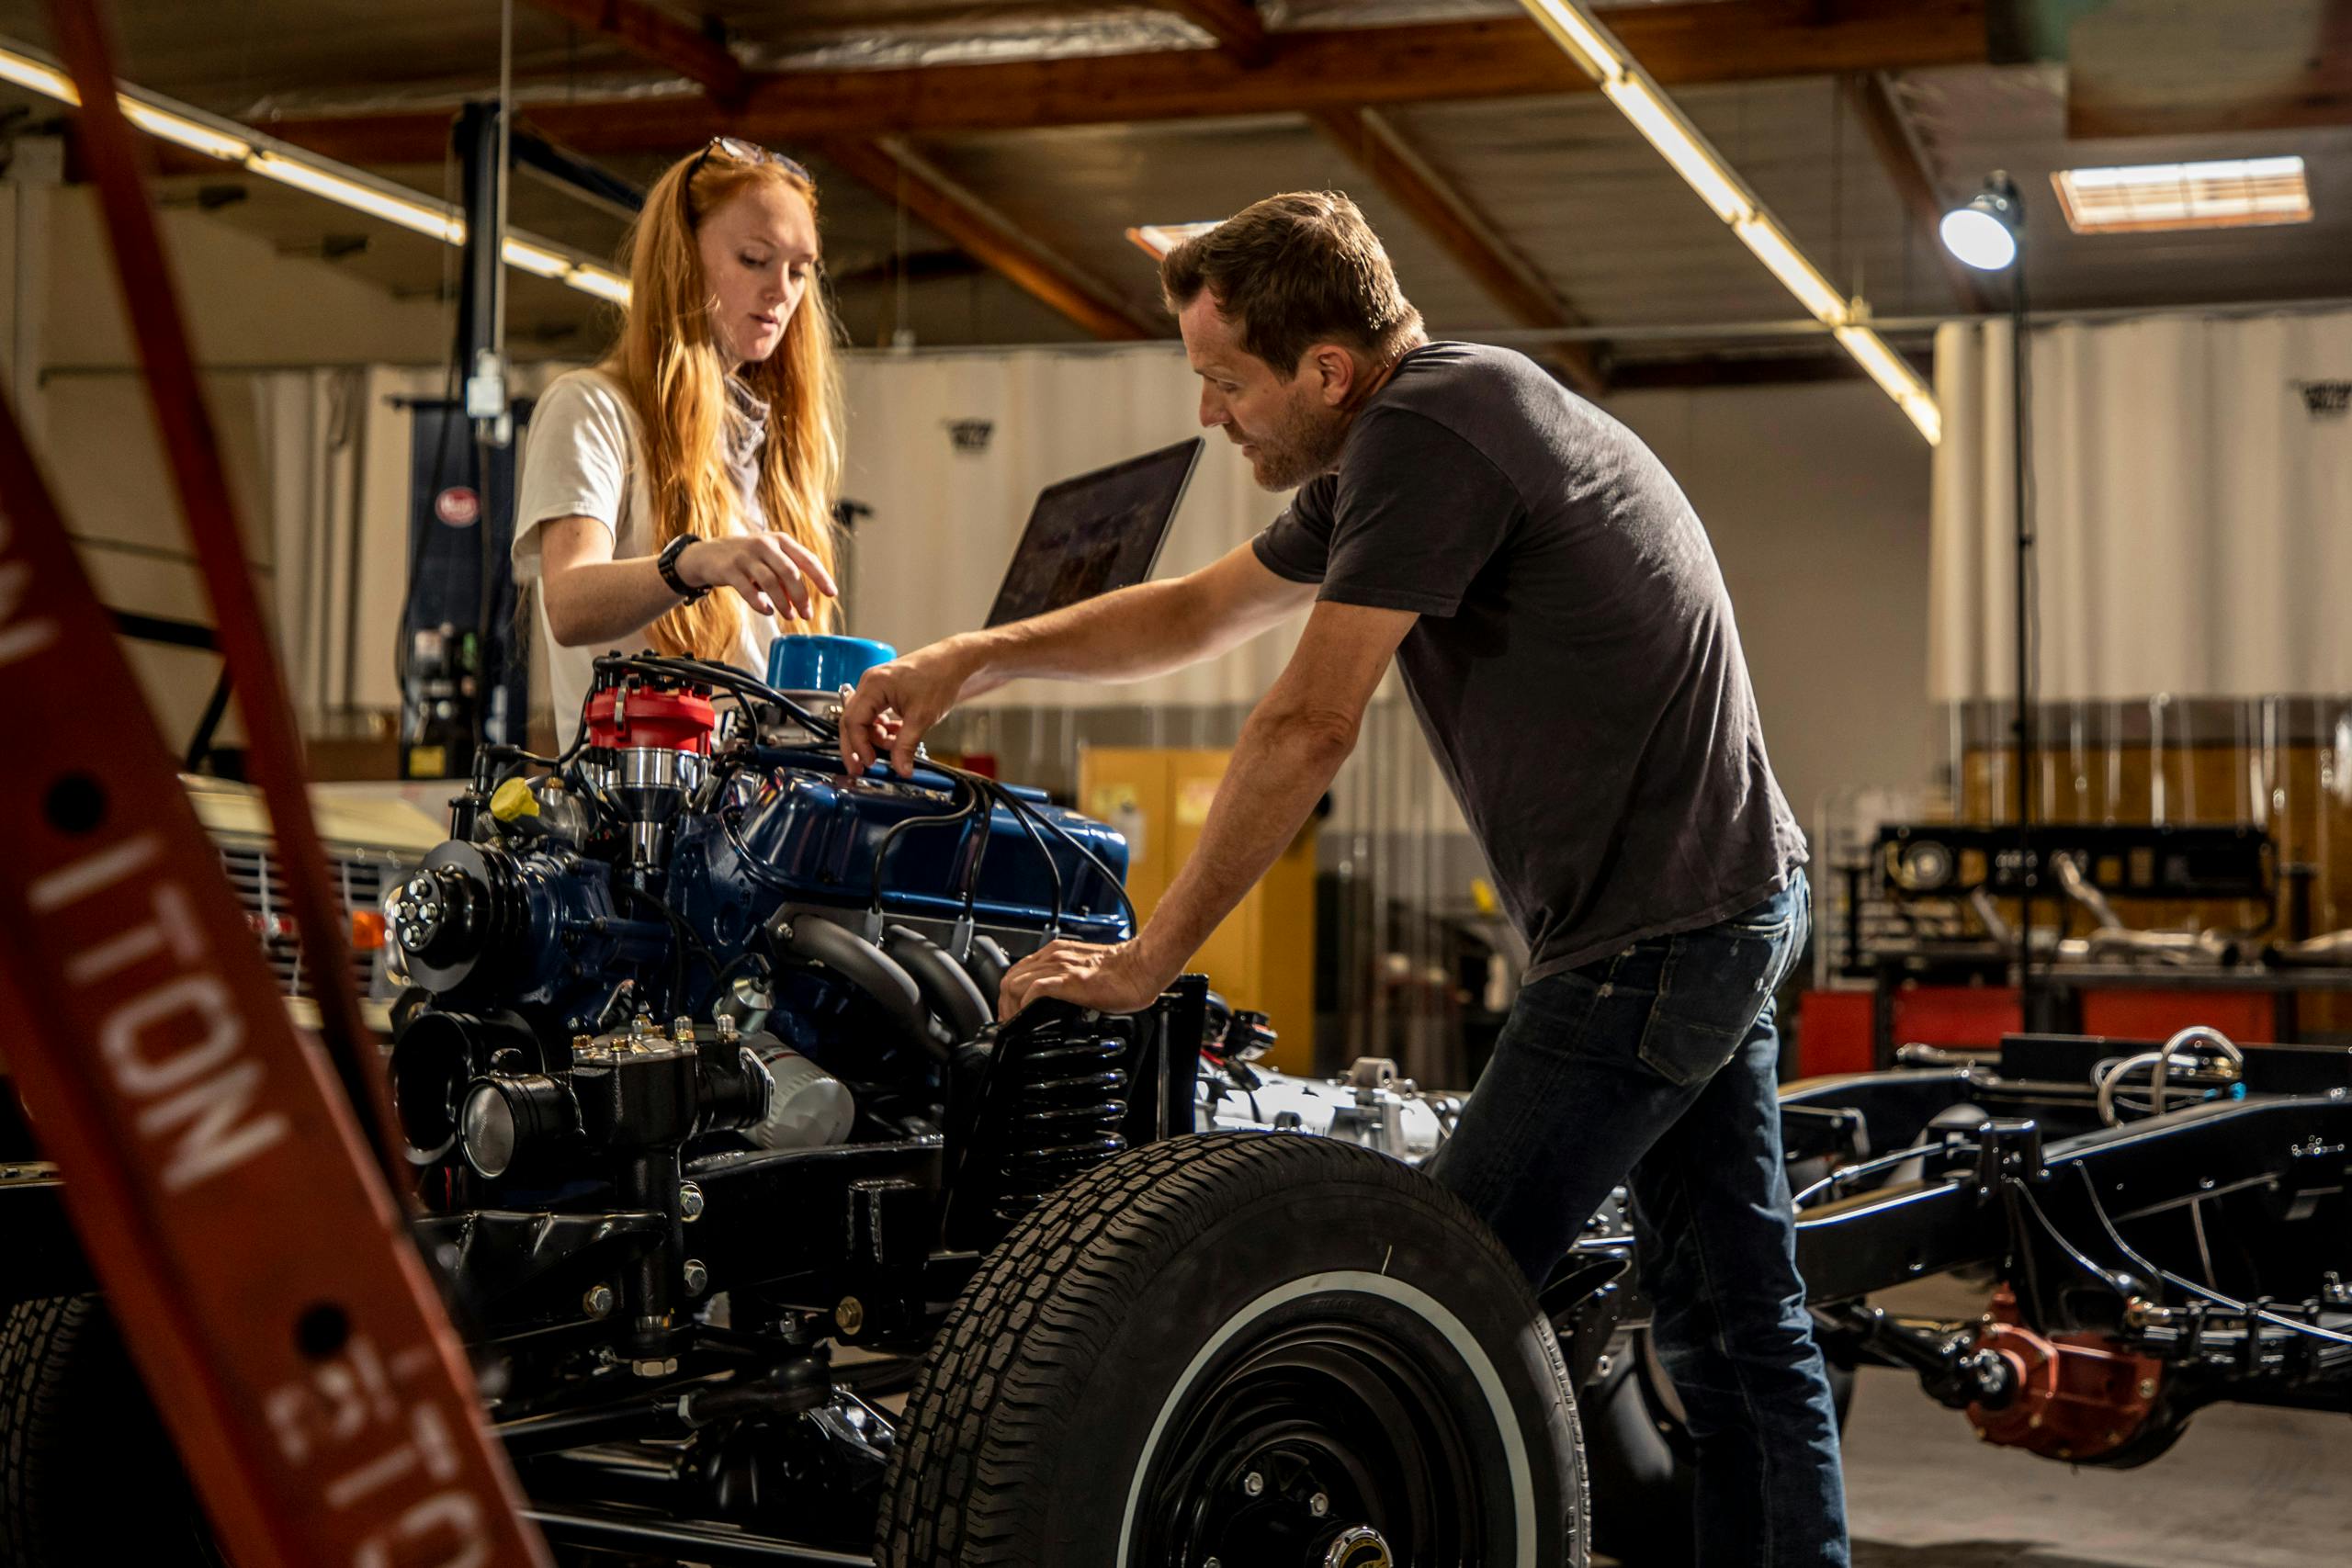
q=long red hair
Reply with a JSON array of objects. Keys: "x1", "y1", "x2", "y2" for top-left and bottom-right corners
[{"x1": 605, "y1": 146, "x2": 844, "y2": 657}]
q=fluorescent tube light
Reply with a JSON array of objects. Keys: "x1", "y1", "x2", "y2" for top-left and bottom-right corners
[
  {"x1": 501, "y1": 238, "x2": 574, "y2": 278},
  {"x1": 1833, "y1": 325, "x2": 1940, "y2": 445},
  {"x1": 1512, "y1": 1, "x2": 1939, "y2": 442},
  {"x1": 1, "y1": 36, "x2": 623, "y2": 308},
  {"x1": 1518, "y1": 0, "x2": 1623, "y2": 79},
  {"x1": 1601, "y1": 75, "x2": 1751, "y2": 224},
  {"x1": 565, "y1": 265, "x2": 631, "y2": 305},
  {"x1": 246, "y1": 152, "x2": 465, "y2": 244},
  {"x1": 2053, "y1": 156, "x2": 2311, "y2": 233},
  {"x1": 0, "y1": 48, "x2": 76, "y2": 104},
  {"x1": 1732, "y1": 215, "x2": 1848, "y2": 325},
  {"x1": 120, "y1": 101, "x2": 251, "y2": 163}
]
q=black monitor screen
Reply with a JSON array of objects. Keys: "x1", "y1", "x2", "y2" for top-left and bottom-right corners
[{"x1": 983, "y1": 437, "x2": 1203, "y2": 627}]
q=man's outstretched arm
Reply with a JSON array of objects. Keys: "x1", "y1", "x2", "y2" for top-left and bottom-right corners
[
  {"x1": 998, "y1": 599, "x2": 1417, "y2": 1018},
  {"x1": 839, "y1": 539, "x2": 1315, "y2": 774}
]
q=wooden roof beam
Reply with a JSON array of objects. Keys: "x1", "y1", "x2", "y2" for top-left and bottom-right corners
[
  {"x1": 2067, "y1": 0, "x2": 2352, "y2": 137},
  {"x1": 1842, "y1": 72, "x2": 1996, "y2": 315},
  {"x1": 519, "y1": 0, "x2": 745, "y2": 106},
  {"x1": 257, "y1": 2, "x2": 1989, "y2": 164},
  {"x1": 815, "y1": 138, "x2": 1158, "y2": 342},
  {"x1": 1160, "y1": 0, "x2": 1272, "y2": 68},
  {"x1": 1310, "y1": 107, "x2": 1608, "y2": 398}
]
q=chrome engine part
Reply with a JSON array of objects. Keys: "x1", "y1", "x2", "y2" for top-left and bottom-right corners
[{"x1": 1196, "y1": 1055, "x2": 1461, "y2": 1164}]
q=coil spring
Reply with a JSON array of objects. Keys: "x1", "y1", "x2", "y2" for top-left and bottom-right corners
[{"x1": 994, "y1": 1027, "x2": 1129, "y2": 1222}]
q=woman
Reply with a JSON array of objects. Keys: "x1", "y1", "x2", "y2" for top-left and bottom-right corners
[{"x1": 514, "y1": 137, "x2": 844, "y2": 740}]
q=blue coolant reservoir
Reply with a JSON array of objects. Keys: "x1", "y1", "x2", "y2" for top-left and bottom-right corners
[{"x1": 766, "y1": 634, "x2": 896, "y2": 694}]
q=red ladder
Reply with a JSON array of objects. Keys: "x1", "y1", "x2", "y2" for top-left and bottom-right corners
[{"x1": 0, "y1": 4, "x2": 547, "y2": 1563}]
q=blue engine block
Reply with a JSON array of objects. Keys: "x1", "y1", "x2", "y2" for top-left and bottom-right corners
[
  {"x1": 401, "y1": 749, "x2": 1130, "y2": 1031},
  {"x1": 673, "y1": 748, "x2": 1128, "y2": 953}
]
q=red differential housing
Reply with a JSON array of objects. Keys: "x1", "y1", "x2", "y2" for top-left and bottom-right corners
[
  {"x1": 584, "y1": 682, "x2": 716, "y2": 753},
  {"x1": 1965, "y1": 1286, "x2": 2165, "y2": 1461}
]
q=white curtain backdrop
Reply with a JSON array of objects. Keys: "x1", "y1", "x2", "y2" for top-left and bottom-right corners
[
  {"x1": 252, "y1": 367, "x2": 367, "y2": 724},
  {"x1": 839, "y1": 344, "x2": 1306, "y2": 708},
  {"x1": 1930, "y1": 309, "x2": 2352, "y2": 703}
]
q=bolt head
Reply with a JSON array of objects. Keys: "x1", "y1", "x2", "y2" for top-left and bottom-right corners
[
  {"x1": 679, "y1": 1180, "x2": 706, "y2": 1221},
  {"x1": 683, "y1": 1259, "x2": 708, "y2": 1297},
  {"x1": 835, "y1": 1295, "x2": 865, "y2": 1335},
  {"x1": 582, "y1": 1284, "x2": 615, "y2": 1318},
  {"x1": 1242, "y1": 1471, "x2": 1264, "y2": 1496},
  {"x1": 1310, "y1": 1492, "x2": 1329, "y2": 1517},
  {"x1": 630, "y1": 1357, "x2": 678, "y2": 1380}
]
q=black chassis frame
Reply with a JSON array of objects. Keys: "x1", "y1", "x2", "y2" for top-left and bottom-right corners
[
  {"x1": 0, "y1": 984, "x2": 1209, "y2": 1565},
  {"x1": 5, "y1": 981, "x2": 1208, "y2": 1330},
  {"x1": 1547, "y1": 1032, "x2": 2352, "y2": 1436},
  {"x1": 6, "y1": 1024, "x2": 2350, "y2": 1556}
]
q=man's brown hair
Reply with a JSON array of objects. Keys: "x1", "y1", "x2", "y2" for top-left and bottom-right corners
[{"x1": 1159, "y1": 191, "x2": 1423, "y2": 378}]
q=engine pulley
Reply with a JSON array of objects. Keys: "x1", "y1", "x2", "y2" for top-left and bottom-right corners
[{"x1": 388, "y1": 840, "x2": 528, "y2": 996}]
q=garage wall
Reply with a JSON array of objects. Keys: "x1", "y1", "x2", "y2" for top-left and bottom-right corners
[
  {"x1": 838, "y1": 343, "x2": 1298, "y2": 706},
  {"x1": 5, "y1": 185, "x2": 1940, "y2": 829},
  {"x1": 861, "y1": 352, "x2": 1942, "y2": 840},
  {"x1": 40, "y1": 189, "x2": 459, "y2": 372},
  {"x1": 1606, "y1": 380, "x2": 1939, "y2": 830},
  {"x1": 20, "y1": 187, "x2": 462, "y2": 738}
]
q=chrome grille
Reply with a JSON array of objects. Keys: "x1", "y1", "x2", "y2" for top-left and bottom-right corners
[{"x1": 217, "y1": 842, "x2": 396, "y2": 999}]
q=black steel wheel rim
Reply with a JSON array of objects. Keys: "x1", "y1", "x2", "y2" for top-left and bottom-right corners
[{"x1": 1134, "y1": 1313, "x2": 1494, "y2": 1568}]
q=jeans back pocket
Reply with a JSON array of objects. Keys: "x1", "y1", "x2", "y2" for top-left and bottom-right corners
[{"x1": 1634, "y1": 917, "x2": 1790, "y2": 1087}]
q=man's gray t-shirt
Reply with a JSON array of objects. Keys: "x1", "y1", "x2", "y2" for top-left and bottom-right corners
[{"x1": 1253, "y1": 341, "x2": 1805, "y2": 982}]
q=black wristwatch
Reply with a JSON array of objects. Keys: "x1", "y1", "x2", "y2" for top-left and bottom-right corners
[{"x1": 656, "y1": 535, "x2": 710, "y2": 604}]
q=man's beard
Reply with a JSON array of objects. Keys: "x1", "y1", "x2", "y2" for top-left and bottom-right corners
[{"x1": 1243, "y1": 397, "x2": 1348, "y2": 491}]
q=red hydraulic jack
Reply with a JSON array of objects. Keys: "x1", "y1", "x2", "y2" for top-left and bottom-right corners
[{"x1": 0, "y1": 5, "x2": 547, "y2": 1565}]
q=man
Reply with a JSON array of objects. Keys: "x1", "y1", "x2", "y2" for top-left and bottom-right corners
[{"x1": 840, "y1": 191, "x2": 1848, "y2": 1565}]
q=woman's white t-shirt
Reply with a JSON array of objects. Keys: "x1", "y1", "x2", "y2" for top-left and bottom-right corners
[{"x1": 512, "y1": 367, "x2": 786, "y2": 743}]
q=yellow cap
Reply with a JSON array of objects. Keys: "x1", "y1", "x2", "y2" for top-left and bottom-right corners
[{"x1": 491, "y1": 776, "x2": 540, "y2": 823}]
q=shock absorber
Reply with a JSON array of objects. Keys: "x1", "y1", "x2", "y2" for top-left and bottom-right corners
[
  {"x1": 944, "y1": 1000, "x2": 1136, "y2": 1248},
  {"x1": 996, "y1": 1021, "x2": 1130, "y2": 1223}
]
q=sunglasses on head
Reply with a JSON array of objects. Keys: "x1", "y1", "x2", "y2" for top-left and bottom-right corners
[{"x1": 687, "y1": 135, "x2": 812, "y2": 187}]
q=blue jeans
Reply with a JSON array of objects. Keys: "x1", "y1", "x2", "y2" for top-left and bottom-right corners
[{"x1": 1431, "y1": 874, "x2": 1849, "y2": 1567}]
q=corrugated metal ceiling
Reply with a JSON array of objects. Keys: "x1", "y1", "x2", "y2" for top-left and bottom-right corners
[
  {"x1": 0, "y1": 2, "x2": 2339, "y2": 378},
  {"x1": 905, "y1": 115, "x2": 1507, "y2": 333}
]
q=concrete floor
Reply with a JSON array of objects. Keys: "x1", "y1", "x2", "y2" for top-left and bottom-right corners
[
  {"x1": 1836, "y1": 1366, "x2": 2352, "y2": 1568},
  {"x1": 877, "y1": 1279, "x2": 2350, "y2": 1565},
  {"x1": 1594, "y1": 1275, "x2": 2350, "y2": 1565}
]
